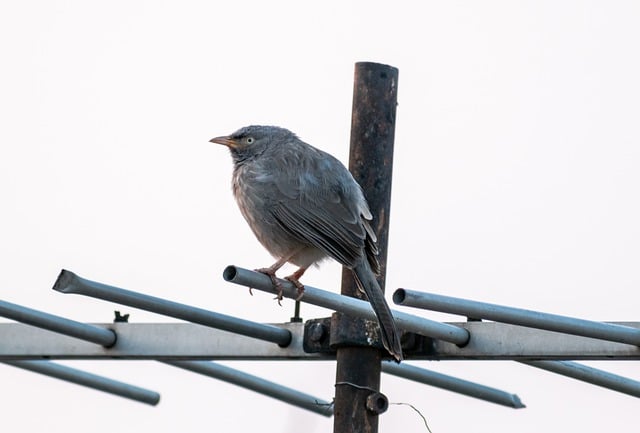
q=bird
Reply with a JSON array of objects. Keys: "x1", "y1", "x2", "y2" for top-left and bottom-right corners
[{"x1": 211, "y1": 125, "x2": 403, "y2": 362}]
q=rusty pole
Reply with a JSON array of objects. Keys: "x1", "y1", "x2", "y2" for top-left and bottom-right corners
[{"x1": 333, "y1": 62, "x2": 399, "y2": 433}]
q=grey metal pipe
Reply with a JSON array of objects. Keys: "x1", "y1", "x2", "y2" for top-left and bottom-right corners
[
  {"x1": 162, "y1": 361, "x2": 333, "y2": 416},
  {"x1": 3, "y1": 360, "x2": 160, "y2": 405},
  {"x1": 0, "y1": 299, "x2": 116, "y2": 346},
  {"x1": 394, "y1": 289, "x2": 640, "y2": 347},
  {"x1": 520, "y1": 360, "x2": 640, "y2": 398},
  {"x1": 382, "y1": 362, "x2": 525, "y2": 408},
  {"x1": 223, "y1": 266, "x2": 470, "y2": 345},
  {"x1": 53, "y1": 269, "x2": 291, "y2": 347}
]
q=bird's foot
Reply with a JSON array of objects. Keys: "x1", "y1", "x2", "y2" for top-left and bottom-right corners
[
  {"x1": 284, "y1": 275, "x2": 305, "y2": 301},
  {"x1": 255, "y1": 267, "x2": 285, "y2": 305}
]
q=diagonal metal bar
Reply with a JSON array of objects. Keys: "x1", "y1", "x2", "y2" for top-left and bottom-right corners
[
  {"x1": 394, "y1": 289, "x2": 640, "y2": 347},
  {"x1": 2, "y1": 360, "x2": 160, "y2": 405},
  {"x1": 223, "y1": 266, "x2": 470, "y2": 345},
  {"x1": 0, "y1": 299, "x2": 116, "y2": 346},
  {"x1": 520, "y1": 360, "x2": 640, "y2": 398},
  {"x1": 162, "y1": 361, "x2": 333, "y2": 416},
  {"x1": 382, "y1": 362, "x2": 525, "y2": 408},
  {"x1": 53, "y1": 269, "x2": 291, "y2": 346}
]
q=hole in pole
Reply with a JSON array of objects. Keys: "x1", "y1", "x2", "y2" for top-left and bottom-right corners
[{"x1": 365, "y1": 392, "x2": 389, "y2": 415}]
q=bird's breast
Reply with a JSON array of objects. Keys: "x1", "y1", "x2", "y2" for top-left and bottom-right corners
[{"x1": 232, "y1": 163, "x2": 306, "y2": 260}]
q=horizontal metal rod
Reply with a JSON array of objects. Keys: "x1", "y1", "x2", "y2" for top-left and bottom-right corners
[
  {"x1": 0, "y1": 299, "x2": 116, "y2": 346},
  {"x1": 53, "y1": 269, "x2": 291, "y2": 346},
  {"x1": 2, "y1": 360, "x2": 160, "y2": 405},
  {"x1": 0, "y1": 322, "x2": 324, "y2": 360},
  {"x1": 162, "y1": 361, "x2": 333, "y2": 416},
  {"x1": 382, "y1": 362, "x2": 525, "y2": 408},
  {"x1": 2, "y1": 322, "x2": 639, "y2": 360},
  {"x1": 394, "y1": 289, "x2": 640, "y2": 347},
  {"x1": 223, "y1": 266, "x2": 470, "y2": 345},
  {"x1": 429, "y1": 321, "x2": 640, "y2": 360},
  {"x1": 520, "y1": 360, "x2": 640, "y2": 398}
]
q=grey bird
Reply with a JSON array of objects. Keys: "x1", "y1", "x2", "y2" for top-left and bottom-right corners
[{"x1": 211, "y1": 125, "x2": 403, "y2": 362}]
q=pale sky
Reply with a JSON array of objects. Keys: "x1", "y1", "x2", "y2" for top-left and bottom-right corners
[{"x1": 1, "y1": 1, "x2": 639, "y2": 432}]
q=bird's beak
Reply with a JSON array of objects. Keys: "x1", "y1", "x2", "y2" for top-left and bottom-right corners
[{"x1": 209, "y1": 135, "x2": 239, "y2": 148}]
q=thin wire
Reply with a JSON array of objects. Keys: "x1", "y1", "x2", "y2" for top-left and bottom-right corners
[
  {"x1": 335, "y1": 382, "x2": 432, "y2": 432},
  {"x1": 390, "y1": 402, "x2": 433, "y2": 433},
  {"x1": 335, "y1": 381, "x2": 379, "y2": 393}
]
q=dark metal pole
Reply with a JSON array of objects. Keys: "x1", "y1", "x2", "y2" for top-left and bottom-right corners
[{"x1": 333, "y1": 62, "x2": 399, "y2": 433}]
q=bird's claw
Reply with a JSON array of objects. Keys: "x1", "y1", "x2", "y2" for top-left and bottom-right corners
[
  {"x1": 284, "y1": 275, "x2": 305, "y2": 301},
  {"x1": 274, "y1": 282, "x2": 285, "y2": 306},
  {"x1": 255, "y1": 267, "x2": 285, "y2": 305},
  {"x1": 253, "y1": 266, "x2": 305, "y2": 305}
]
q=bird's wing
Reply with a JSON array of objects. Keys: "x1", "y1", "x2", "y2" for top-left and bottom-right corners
[
  {"x1": 268, "y1": 152, "x2": 370, "y2": 268},
  {"x1": 271, "y1": 191, "x2": 365, "y2": 267}
]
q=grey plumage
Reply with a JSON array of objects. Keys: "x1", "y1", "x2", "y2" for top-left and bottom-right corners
[{"x1": 211, "y1": 125, "x2": 403, "y2": 362}]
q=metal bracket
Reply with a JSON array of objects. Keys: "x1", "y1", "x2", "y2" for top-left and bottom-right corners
[{"x1": 303, "y1": 314, "x2": 437, "y2": 358}]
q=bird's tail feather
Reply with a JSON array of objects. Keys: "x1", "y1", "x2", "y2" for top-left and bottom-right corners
[{"x1": 353, "y1": 261, "x2": 403, "y2": 362}]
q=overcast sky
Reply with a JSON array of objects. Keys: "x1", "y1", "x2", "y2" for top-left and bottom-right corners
[{"x1": 1, "y1": 1, "x2": 639, "y2": 432}]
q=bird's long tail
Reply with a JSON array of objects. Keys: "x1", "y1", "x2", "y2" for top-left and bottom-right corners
[{"x1": 353, "y1": 260, "x2": 403, "y2": 362}]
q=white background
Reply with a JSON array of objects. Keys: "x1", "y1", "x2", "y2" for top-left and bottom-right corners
[{"x1": 1, "y1": 1, "x2": 639, "y2": 432}]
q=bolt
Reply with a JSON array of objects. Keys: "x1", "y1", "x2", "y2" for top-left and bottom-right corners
[{"x1": 309, "y1": 323, "x2": 326, "y2": 342}]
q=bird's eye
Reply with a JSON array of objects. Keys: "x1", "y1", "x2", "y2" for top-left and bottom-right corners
[{"x1": 246, "y1": 137, "x2": 254, "y2": 144}]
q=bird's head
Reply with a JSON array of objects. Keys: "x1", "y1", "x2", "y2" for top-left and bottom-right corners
[{"x1": 210, "y1": 125, "x2": 296, "y2": 162}]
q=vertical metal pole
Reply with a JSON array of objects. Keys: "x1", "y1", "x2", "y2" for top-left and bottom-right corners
[{"x1": 333, "y1": 62, "x2": 398, "y2": 433}]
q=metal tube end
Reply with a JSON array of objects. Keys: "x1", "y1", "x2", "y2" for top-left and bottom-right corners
[
  {"x1": 52, "y1": 269, "x2": 79, "y2": 294},
  {"x1": 511, "y1": 394, "x2": 526, "y2": 409},
  {"x1": 392, "y1": 288, "x2": 407, "y2": 304},
  {"x1": 223, "y1": 265, "x2": 238, "y2": 282}
]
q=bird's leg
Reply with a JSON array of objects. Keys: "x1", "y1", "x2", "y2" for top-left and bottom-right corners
[
  {"x1": 255, "y1": 258, "x2": 288, "y2": 304},
  {"x1": 284, "y1": 267, "x2": 308, "y2": 301}
]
